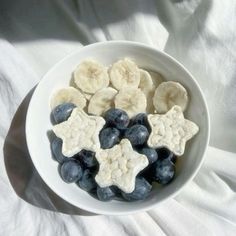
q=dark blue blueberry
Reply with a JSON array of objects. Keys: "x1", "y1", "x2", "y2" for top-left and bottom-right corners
[
  {"x1": 59, "y1": 160, "x2": 83, "y2": 183},
  {"x1": 96, "y1": 186, "x2": 116, "y2": 201},
  {"x1": 52, "y1": 102, "x2": 76, "y2": 123},
  {"x1": 140, "y1": 147, "x2": 158, "y2": 164},
  {"x1": 105, "y1": 108, "x2": 129, "y2": 130},
  {"x1": 51, "y1": 137, "x2": 67, "y2": 163},
  {"x1": 78, "y1": 169, "x2": 97, "y2": 192},
  {"x1": 124, "y1": 124, "x2": 149, "y2": 146},
  {"x1": 131, "y1": 113, "x2": 150, "y2": 130},
  {"x1": 121, "y1": 177, "x2": 152, "y2": 201},
  {"x1": 171, "y1": 155, "x2": 177, "y2": 164},
  {"x1": 138, "y1": 165, "x2": 153, "y2": 183},
  {"x1": 110, "y1": 186, "x2": 122, "y2": 197},
  {"x1": 99, "y1": 127, "x2": 120, "y2": 149},
  {"x1": 77, "y1": 150, "x2": 98, "y2": 168},
  {"x1": 118, "y1": 127, "x2": 128, "y2": 137},
  {"x1": 151, "y1": 158, "x2": 175, "y2": 185},
  {"x1": 156, "y1": 147, "x2": 175, "y2": 162}
]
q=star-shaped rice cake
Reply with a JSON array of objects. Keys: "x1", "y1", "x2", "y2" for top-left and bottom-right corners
[
  {"x1": 147, "y1": 105, "x2": 199, "y2": 156},
  {"x1": 95, "y1": 139, "x2": 148, "y2": 193},
  {"x1": 53, "y1": 108, "x2": 105, "y2": 157}
]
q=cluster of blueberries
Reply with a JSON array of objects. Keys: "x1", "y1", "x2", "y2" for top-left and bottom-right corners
[{"x1": 50, "y1": 103, "x2": 176, "y2": 202}]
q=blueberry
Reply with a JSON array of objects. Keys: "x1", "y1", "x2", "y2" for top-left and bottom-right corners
[
  {"x1": 156, "y1": 147, "x2": 175, "y2": 162},
  {"x1": 78, "y1": 169, "x2": 97, "y2": 192},
  {"x1": 59, "y1": 160, "x2": 83, "y2": 183},
  {"x1": 131, "y1": 113, "x2": 150, "y2": 130},
  {"x1": 52, "y1": 102, "x2": 76, "y2": 123},
  {"x1": 121, "y1": 177, "x2": 152, "y2": 201},
  {"x1": 151, "y1": 158, "x2": 175, "y2": 185},
  {"x1": 99, "y1": 127, "x2": 120, "y2": 149},
  {"x1": 105, "y1": 108, "x2": 129, "y2": 130},
  {"x1": 96, "y1": 186, "x2": 115, "y2": 201},
  {"x1": 51, "y1": 137, "x2": 67, "y2": 163},
  {"x1": 110, "y1": 186, "x2": 122, "y2": 197},
  {"x1": 140, "y1": 147, "x2": 158, "y2": 164},
  {"x1": 138, "y1": 166, "x2": 153, "y2": 183},
  {"x1": 125, "y1": 125, "x2": 149, "y2": 146},
  {"x1": 77, "y1": 149, "x2": 98, "y2": 168},
  {"x1": 171, "y1": 155, "x2": 177, "y2": 164}
]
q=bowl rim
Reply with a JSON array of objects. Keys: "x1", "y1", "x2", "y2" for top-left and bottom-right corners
[{"x1": 26, "y1": 40, "x2": 210, "y2": 215}]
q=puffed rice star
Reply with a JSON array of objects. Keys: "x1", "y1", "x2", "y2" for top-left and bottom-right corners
[
  {"x1": 95, "y1": 139, "x2": 148, "y2": 193},
  {"x1": 147, "y1": 105, "x2": 199, "y2": 156},
  {"x1": 53, "y1": 108, "x2": 105, "y2": 157}
]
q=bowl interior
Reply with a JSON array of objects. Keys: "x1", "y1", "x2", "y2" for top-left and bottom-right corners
[{"x1": 26, "y1": 41, "x2": 209, "y2": 215}]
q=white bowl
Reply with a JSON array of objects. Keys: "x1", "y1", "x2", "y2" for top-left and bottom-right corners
[{"x1": 26, "y1": 41, "x2": 210, "y2": 215}]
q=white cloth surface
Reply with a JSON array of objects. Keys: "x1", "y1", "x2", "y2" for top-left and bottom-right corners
[{"x1": 0, "y1": 0, "x2": 236, "y2": 235}]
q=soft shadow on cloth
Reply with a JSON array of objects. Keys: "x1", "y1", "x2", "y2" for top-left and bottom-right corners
[
  {"x1": 3, "y1": 88, "x2": 95, "y2": 216},
  {"x1": 0, "y1": 0, "x2": 151, "y2": 43},
  {"x1": 0, "y1": 0, "x2": 167, "y2": 44}
]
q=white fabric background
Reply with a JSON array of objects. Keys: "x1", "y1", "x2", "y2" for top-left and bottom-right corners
[{"x1": 0, "y1": 0, "x2": 236, "y2": 235}]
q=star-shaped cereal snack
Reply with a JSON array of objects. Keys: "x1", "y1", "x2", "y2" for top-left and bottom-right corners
[
  {"x1": 147, "y1": 105, "x2": 199, "y2": 156},
  {"x1": 95, "y1": 139, "x2": 148, "y2": 193},
  {"x1": 53, "y1": 108, "x2": 105, "y2": 157}
]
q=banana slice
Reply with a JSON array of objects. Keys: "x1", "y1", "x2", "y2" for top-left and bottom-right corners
[
  {"x1": 146, "y1": 94, "x2": 156, "y2": 113},
  {"x1": 74, "y1": 59, "x2": 109, "y2": 94},
  {"x1": 114, "y1": 88, "x2": 147, "y2": 118},
  {"x1": 148, "y1": 71, "x2": 165, "y2": 87},
  {"x1": 109, "y1": 58, "x2": 140, "y2": 90},
  {"x1": 88, "y1": 87, "x2": 118, "y2": 116},
  {"x1": 139, "y1": 69, "x2": 156, "y2": 113},
  {"x1": 83, "y1": 93, "x2": 92, "y2": 101},
  {"x1": 50, "y1": 87, "x2": 86, "y2": 109},
  {"x1": 139, "y1": 69, "x2": 154, "y2": 94},
  {"x1": 69, "y1": 77, "x2": 92, "y2": 101},
  {"x1": 153, "y1": 81, "x2": 188, "y2": 113}
]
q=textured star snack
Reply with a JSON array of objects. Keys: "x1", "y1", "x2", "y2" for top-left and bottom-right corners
[
  {"x1": 95, "y1": 139, "x2": 148, "y2": 193},
  {"x1": 53, "y1": 108, "x2": 105, "y2": 157},
  {"x1": 147, "y1": 105, "x2": 199, "y2": 156}
]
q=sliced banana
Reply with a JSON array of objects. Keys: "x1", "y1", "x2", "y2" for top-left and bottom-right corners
[
  {"x1": 109, "y1": 58, "x2": 140, "y2": 90},
  {"x1": 88, "y1": 87, "x2": 118, "y2": 116},
  {"x1": 50, "y1": 87, "x2": 86, "y2": 109},
  {"x1": 69, "y1": 77, "x2": 92, "y2": 101},
  {"x1": 153, "y1": 81, "x2": 188, "y2": 113},
  {"x1": 148, "y1": 71, "x2": 165, "y2": 87},
  {"x1": 83, "y1": 93, "x2": 93, "y2": 101},
  {"x1": 114, "y1": 88, "x2": 147, "y2": 118},
  {"x1": 139, "y1": 69, "x2": 156, "y2": 113},
  {"x1": 74, "y1": 59, "x2": 109, "y2": 94},
  {"x1": 139, "y1": 69, "x2": 154, "y2": 95},
  {"x1": 146, "y1": 94, "x2": 156, "y2": 114}
]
